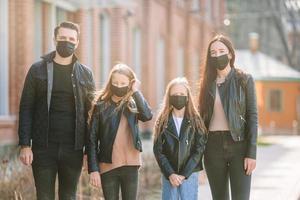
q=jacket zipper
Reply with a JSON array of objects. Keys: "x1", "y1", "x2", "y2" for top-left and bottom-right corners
[
  {"x1": 240, "y1": 115, "x2": 246, "y2": 123},
  {"x1": 165, "y1": 129, "x2": 180, "y2": 172},
  {"x1": 71, "y1": 70, "x2": 78, "y2": 148}
]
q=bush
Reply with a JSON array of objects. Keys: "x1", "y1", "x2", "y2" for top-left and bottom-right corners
[{"x1": 0, "y1": 144, "x2": 162, "y2": 200}]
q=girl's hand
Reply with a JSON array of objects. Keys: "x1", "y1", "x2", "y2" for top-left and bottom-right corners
[
  {"x1": 178, "y1": 175, "x2": 186, "y2": 181},
  {"x1": 244, "y1": 158, "x2": 256, "y2": 175},
  {"x1": 169, "y1": 174, "x2": 183, "y2": 187},
  {"x1": 90, "y1": 171, "x2": 101, "y2": 187},
  {"x1": 131, "y1": 79, "x2": 141, "y2": 92}
]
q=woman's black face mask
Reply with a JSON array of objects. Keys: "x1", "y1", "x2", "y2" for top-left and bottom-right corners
[{"x1": 210, "y1": 54, "x2": 230, "y2": 70}]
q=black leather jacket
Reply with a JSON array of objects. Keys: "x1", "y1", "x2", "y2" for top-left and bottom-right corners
[
  {"x1": 204, "y1": 68, "x2": 258, "y2": 159},
  {"x1": 153, "y1": 115, "x2": 207, "y2": 179},
  {"x1": 87, "y1": 91, "x2": 153, "y2": 173},
  {"x1": 18, "y1": 51, "x2": 95, "y2": 150}
]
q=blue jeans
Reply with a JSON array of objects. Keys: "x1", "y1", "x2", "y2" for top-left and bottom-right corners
[{"x1": 162, "y1": 172, "x2": 199, "y2": 200}]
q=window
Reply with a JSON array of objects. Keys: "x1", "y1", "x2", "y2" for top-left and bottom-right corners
[
  {"x1": 177, "y1": 47, "x2": 185, "y2": 76},
  {"x1": 192, "y1": 53, "x2": 200, "y2": 83},
  {"x1": 205, "y1": 0, "x2": 212, "y2": 20},
  {"x1": 156, "y1": 37, "x2": 166, "y2": 106},
  {"x1": 268, "y1": 89, "x2": 283, "y2": 112},
  {"x1": 99, "y1": 13, "x2": 111, "y2": 87},
  {"x1": 0, "y1": 0, "x2": 9, "y2": 115},
  {"x1": 87, "y1": 10, "x2": 93, "y2": 68},
  {"x1": 191, "y1": 0, "x2": 200, "y2": 12},
  {"x1": 176, "y1": 0, "x2": 185, "y2": 8},
  {"x1": 56, "y1": 7, "x2": 68, "y2": 25},
  {"x1": 34, "y1": 0, "x2": 43, "y2": 59},
  {"x1": 132, "y1": 27, "x2": 142, "y2": 80}
]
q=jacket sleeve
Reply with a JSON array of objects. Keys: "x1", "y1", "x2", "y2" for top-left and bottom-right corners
[
  {"x1": 18, "y1": 66, "x2": 36, "y2": 147},
  {"x1": 87, "y1": 104, "x2": 100, "y2": 174},
  {"x1": 181, "y1": 130, "x2": 207, "y2": 178},
  {"x1": 245, "y1": 75, "x2": 258, "y2": 159},
  {"x1": 153, "y1": 133, "x2": 175, "y2": 179},
  {"x1": 132, "y1": 91, "x2": 153, "y2": 122},
  {"x1": 84, "y1": 70, "x2": 96, "y2": 153}
]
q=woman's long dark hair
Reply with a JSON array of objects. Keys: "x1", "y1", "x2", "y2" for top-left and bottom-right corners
[{"x1": 198, "y1": 35, "x2": 236, "y2": 124}]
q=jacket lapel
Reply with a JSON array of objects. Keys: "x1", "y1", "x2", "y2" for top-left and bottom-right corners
[
  {"x1": 178, "y1": 116, "x2": 189, "y2": 140},
  {"x1": 46, "y1": 61, "x2": 53, "y2": 112},
  {"x1": 166, "y1": 116, "x2": 179, "y2": 139}
]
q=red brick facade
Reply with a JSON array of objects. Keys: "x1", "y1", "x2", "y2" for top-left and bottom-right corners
[{"x1": 0, "y1": 0, "x2": 225, "y2": 143}]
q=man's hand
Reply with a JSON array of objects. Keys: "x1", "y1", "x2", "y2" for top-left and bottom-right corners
[{"x1": 19, "y1": 146, "x2": 33, "y2": 166}]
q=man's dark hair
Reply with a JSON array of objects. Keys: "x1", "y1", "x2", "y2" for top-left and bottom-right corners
[{"x1": 54, "y1": 21, "x2": 80, "y2": 39}]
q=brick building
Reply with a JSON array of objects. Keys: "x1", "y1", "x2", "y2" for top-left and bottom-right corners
[{"x1": 0, "y1": 0, "x2": 225, "y2": 144}]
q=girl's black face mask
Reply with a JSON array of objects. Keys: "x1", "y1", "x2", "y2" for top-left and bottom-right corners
[
  {"x1": 169, "y1": 95, "x2": 188, "y2": 110},
  {"x1": 210, "y1": 54, "x2": 229, "y2": 70},
  {"x1": 111, "y1": 84, "x2": 129, "y2": 97}
]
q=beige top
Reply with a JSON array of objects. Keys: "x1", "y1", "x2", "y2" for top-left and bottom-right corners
[
  {"x1": 209, "y1": 85, "x2": 230, "y2": 131},
  {"x1": 99, "y1": 114, "x2": 141, "y2": 174}
]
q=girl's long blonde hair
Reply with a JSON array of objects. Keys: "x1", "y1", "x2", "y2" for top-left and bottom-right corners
[
  {"x1": 88, "y1": 63, "x2": 138, "y2": 124},
  {"x1": 153, "y1": 77, "x2": 206, "y2": 141}
]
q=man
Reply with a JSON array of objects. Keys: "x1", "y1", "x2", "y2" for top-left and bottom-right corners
[{"x1": 18, "y1": 21, "x2": 95, "y2": 200}]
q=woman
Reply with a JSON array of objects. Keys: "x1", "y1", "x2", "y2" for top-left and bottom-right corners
[
  {"x1": 87, "y1": 63, "x2": 153, "y2": 200},
  {"x1": 153, "y1": 77, "x2": 207, "y2": 200},
  {"x1": 198, "y1": 35, "x2": 258, "y2": 200}
]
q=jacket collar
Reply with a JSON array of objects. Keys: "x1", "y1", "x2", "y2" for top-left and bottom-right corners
[
  {"x1": 209, "y1": 67, "x2": 235, "y2": 96},
  {"x1": 166, "y1": 112, "x2": 190, "y2": 139},
  {"x1": 41, "y1": 51, "x2": 78, "y2": 63}
]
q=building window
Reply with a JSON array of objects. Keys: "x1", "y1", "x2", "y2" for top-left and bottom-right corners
[
  {"x1": 192, "y1": 53, "x2": 200, "y2": 83},
  {"x1": 191, "y1": 0, "x2": 200, "y2": 12},
  {"x1": 177, "y1": 47, "x2": 185, "y2": 76},
  {"x1": 87, "y1": 10, "x2": 93, "y2": 68},
  {"x1": 156, "y1": 37, "x2": 165, "y2": 106},
  {"x1": 205, "y1": 0, "x2": 212, "y2": 20},
  {"x1": 34, "y1": 0, "x2": 43, "y2": 59},
  {"x1": 99, "y1": 13, "x2": 111, "y2": 87},
  {"x1": 132, "y1": 27, "x2": 142, "y2": 80},
  {"x1": 56, "y1": 7, "x2": 68, "y2": 25},
  {"x1": 0, "y1": 0, "x2": 9, "y2": 115},
  {"x1": 268, "y1": 89, "x2": 283, "y2": 112},
  {"x1": 176, "y1": 0, "x2": 185, "y2": 8}
]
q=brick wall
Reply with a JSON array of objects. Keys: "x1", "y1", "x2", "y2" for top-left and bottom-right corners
[{"x1": 1, "y1": 0, "x2": 224, "y2": 142}]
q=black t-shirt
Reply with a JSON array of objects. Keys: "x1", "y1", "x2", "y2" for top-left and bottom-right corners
[{"x1": 49, "y1": 61, "x2": 76, "y2": 144}]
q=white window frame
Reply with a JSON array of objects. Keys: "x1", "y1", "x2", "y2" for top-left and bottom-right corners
[
  {"x1": 34, "y1": 0, "x2": 43, "y2": 60},
  {"x1": 99, "y1": 12, "x2": 111, "y2": 87},
  {"x1": 177, "y1": 46, "x2": 185, "y2": 77},
  {"x1": 132, "y1": 27, "x2": 142, "y2": 80},
  {"x1": 156, "y1": 37, "x2": 166, "y2": 106},
  {"x1": 0, "y1": 0, "x2": 9, "y2": 115}
]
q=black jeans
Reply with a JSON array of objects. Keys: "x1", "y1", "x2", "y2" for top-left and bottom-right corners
[
  {"x1": 100, "y1": 166, "x2": 139, "y2": 200},
  {"x1": 32, "y1": 142, "x2": 83, "y2": 200},
  {"x1": 204, "y1": 131, "x2": 251, "y2": 200}
]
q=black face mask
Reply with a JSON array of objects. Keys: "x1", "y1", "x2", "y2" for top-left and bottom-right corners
[
  {"x1": 211, "y1": 54, "x2": 230, "y2": 70},
  {"x1": 169, "y1": 95, "x2": 188, "y2": 110},
  {"x1": 111, "y1": 84, "x2": 129, "y2": 97},
  {"x1": 56, "y1": 41, "x2": 76, "y2": 58}
]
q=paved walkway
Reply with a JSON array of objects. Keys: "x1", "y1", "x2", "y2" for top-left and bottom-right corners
[{"x1": 199, "y1": 136, "x2": 300, "y2": 200}]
